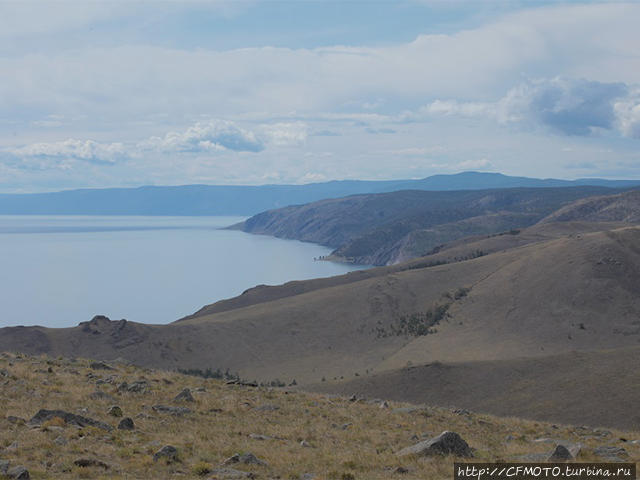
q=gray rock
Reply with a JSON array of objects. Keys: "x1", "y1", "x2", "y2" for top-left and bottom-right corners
[
  {"x1": 153, "y1": 445, "x2": 178, "y2": 463},
  {"x1": 0, "y1": 460, "x2": 9, "y2": 475},
  {"x1": 593, "y1": 445, "x2": 628, "y2": 461},
  {"x1": 394, "y1": 466, "x2": 409, "y2": 474},
  {"x1": 54, "y1": 436, "x2": 67, "y2": 446},
  {"x1": 248, "y1": 434, "x2": 271, "y2": 441},
  {"x1": 548, "y1": 445, "x2": 573, "y2": 462},
  {"x1": 88, "y1": 391, "x2": 115, "y2": 401},
  {"x1": 73, "y1": 458, "x2": 110, "y2": 469},
  {"x1": 28, "y1": 409, "x2": 113, "y2": 432},
  {"x1": 6, "y1": 416, "x2": 25, "y2": 425},
  {"x1": 90, "y1": 361, "x2": 113, "y2": 371},
  {"x1": 107, "y1": 405, "x2": 123, "y2": 417},
  {"x1": 396, "y1": 431, "x2": 473, "y2": 458},
  {"x1": 7, "y1": 466, "x2": 30, "y2": 479},
  {"x1": 174, "y1": 388, "x2": 195, "y2": 403},
  {"x1": 223, "y1": 452, "x2": 267, "y2": 466},
  {"x1": 254, "y1": 404, "x2": 279, "y2": 412},
  {"x1": 118, "y1": 380, "x2": 149, "y2": 393},
  {"x1": 300, "y1": 440, "x2": 312, "y2": 448},
  {"x1": 208, "y1": 467, "x2": 256, "y2": 479},
  {"x1": 117, "y1": 417, "x2": 135, "y2": 430},
  {"x1": 152, "y1": 404, "x2": 192, "y2": 415},
  {"x1": 301, "y1": 474, "x2": 316, "y2": 480}
]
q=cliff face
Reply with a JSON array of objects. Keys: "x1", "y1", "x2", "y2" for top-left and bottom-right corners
[{"x1": 237, "y1": 186, "x2": 622, "y2": 265}]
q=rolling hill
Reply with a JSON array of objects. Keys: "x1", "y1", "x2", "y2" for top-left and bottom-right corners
[{"x1": 2, "y1": 221, "x2": 640, "y2": 429}]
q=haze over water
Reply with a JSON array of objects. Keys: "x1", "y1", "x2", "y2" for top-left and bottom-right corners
[{"x1": 0, "y1": 216, "x2": 366, "y2": 328}]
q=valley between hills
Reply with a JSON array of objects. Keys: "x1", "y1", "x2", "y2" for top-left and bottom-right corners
[{"x1": 2, "y1": 187, "x2": 640, "y2": 436}]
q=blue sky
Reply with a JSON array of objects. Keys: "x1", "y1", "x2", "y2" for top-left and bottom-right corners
[{"x1": 1, "y1": 0, "x2": 639, "y2": 192}]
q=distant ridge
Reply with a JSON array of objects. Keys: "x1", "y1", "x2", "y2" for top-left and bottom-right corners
[{"x1": 1, "y1": 171, "x2": 639, "y2": 216}]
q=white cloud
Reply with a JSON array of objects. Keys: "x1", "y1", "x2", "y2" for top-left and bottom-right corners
[
  {"x1": 7, "y1": 139, "x2": 127, "y2": 165},
  {"x1": 259, "y1": 122, "x2": 308, "y2": 147},
  {"x1": 457, "y1": 158, "x2": 493, "y2": 170},
  {"x1": 614, "y1": 87, "x2": 640, "y2": 139},
  {"x1": 139, "y1": 120, "x2": 264, "y2": 153},
  {"x1": 419, "y1": 77, "x2": 637, "y2": 138}
]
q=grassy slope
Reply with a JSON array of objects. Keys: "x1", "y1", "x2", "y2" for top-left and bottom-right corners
[{"x1": 1, "y1": 353, "x2": 639, "y2": 480}]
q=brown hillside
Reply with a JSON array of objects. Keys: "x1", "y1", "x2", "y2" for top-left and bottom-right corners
[
  {"x1": 541, "y1": 189, "x2": 640, "y2": 223},
  {"x1": 2, "y1": 224, "x2": 640, "y2": 395},
  {"x1": 312, "y1": 346, "x2": 640, "y2": 430}
]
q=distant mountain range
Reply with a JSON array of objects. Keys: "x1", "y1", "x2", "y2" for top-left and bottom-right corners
[{"x1": 2, "y1": 171, "x2": 640, "y2": 216}]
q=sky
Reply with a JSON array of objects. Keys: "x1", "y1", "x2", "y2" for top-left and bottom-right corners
[{"x1": 1, "y1": 0, "x2": 639, "y2": 193}]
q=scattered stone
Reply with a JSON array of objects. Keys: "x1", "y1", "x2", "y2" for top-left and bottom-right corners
[
  {"x1": 396, "y1": 431, "x2": 473, "y2": 458},
  {"x1": 301, "y1": 474, "x2": 316, "y2": 480},
  {"x1": 453, "y1": 408, "x2": 471, "y2": 416},
  {"x1": 6, "y1": 416, "x2": 25, "y2": 425},
  {"x1": 248, "y1": 434, "x2": 271, "y2": 441},
  {"x1": 89, "y1": 391, "x2": 115, "y2": 401},
  {"x1": 394, "y1": 466, "x2": 409, "y2": 474},
  {"x1": 223, "y1": 453, "x2": 267, "y2": 466},
  {"x1": 107, "y1": 405, "x2": 123, "y2": 417},
  {"x1": 152, "y1": 405, "x2": 192, "y2": 415},
  {"x1": 7, "y1": 466, "x2": 30, "y2": 479},
  {"x1": 174, "y1": 388, "x2": 195, "y2": 403},
  {"x1": 194, "y1": 386, "x2": 206, "y2": 392},
  {"x1": 90, "y1": 361, "x2": 113, "y2": 370},
  {"x1": 153, "y1": 445, "x2": 179, "y2": 463},
  {"x1": 341, "y1": 423, "x2": 353, "y2": 430},
  {"x1": 0, "y1": 460, "x2": 8, "y2": 474},
  {"x1": 54, "y1": 436, "x2": 68, "y2": 446},
  {"x1": 254, "y1": 404, "x2": 279, "y2": 412},
  {"x1": 73, "y1": 458, "x2": 110, "y2": 469},
  {"x1": 505, "y1": 435, "x2": 515, "y2": 442},
  {"x1": 0, "y1": 369, "x2": 8, "y2": 377},
  {"x1": 300, "y1": 440, "x2": 312, "y2": 448},
  {"x1": 118, "y1": 417, "x2": 135, "y2": 431},
  {"x1": 548, "y1": 445, "x2": 573, "y2": 462},
  {"x1": 117, "y1": 380, "x2": 149, "y2": 394},
  {"x1": 208, "y1": 467, "x2": 256, "y2": 479},
  {"x1": 392, "y1": 406, "x2": 427, "y2": 414},
  {"x1": 380, "y1": 401, "x2": 389, "y2": 409},
  {"x1": 28, "y1": 409, "x2": 113, "y2": 432},
  {"x1": 593, "y1": 446, "x2": 628, "y2": 461}
]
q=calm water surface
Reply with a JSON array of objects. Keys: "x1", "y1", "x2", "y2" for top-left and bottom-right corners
[{"x1": 0, "y1": 216, "x2": 366, "y2": 328}]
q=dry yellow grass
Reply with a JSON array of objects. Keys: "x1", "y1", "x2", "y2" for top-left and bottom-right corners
[{"x1": 1, "y1": 352, "x2": 638, "y2": 479}]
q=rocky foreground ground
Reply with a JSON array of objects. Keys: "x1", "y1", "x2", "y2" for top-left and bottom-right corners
[{"x1": 0, "y1": 352, "x2": 638, "y2": 479}]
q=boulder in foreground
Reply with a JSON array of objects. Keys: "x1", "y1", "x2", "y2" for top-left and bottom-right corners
[{"x1": 396, "y1": 431, "x2": 473, "y2": 458}]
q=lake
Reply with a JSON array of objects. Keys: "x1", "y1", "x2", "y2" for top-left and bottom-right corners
[{"x1": 0, "y1": 216, "x2": 366, "y2": 328}]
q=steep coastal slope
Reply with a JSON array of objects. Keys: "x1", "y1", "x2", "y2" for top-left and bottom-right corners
[{"x1": 235, "y1": 186, "x2": 624, "y2": 265}]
